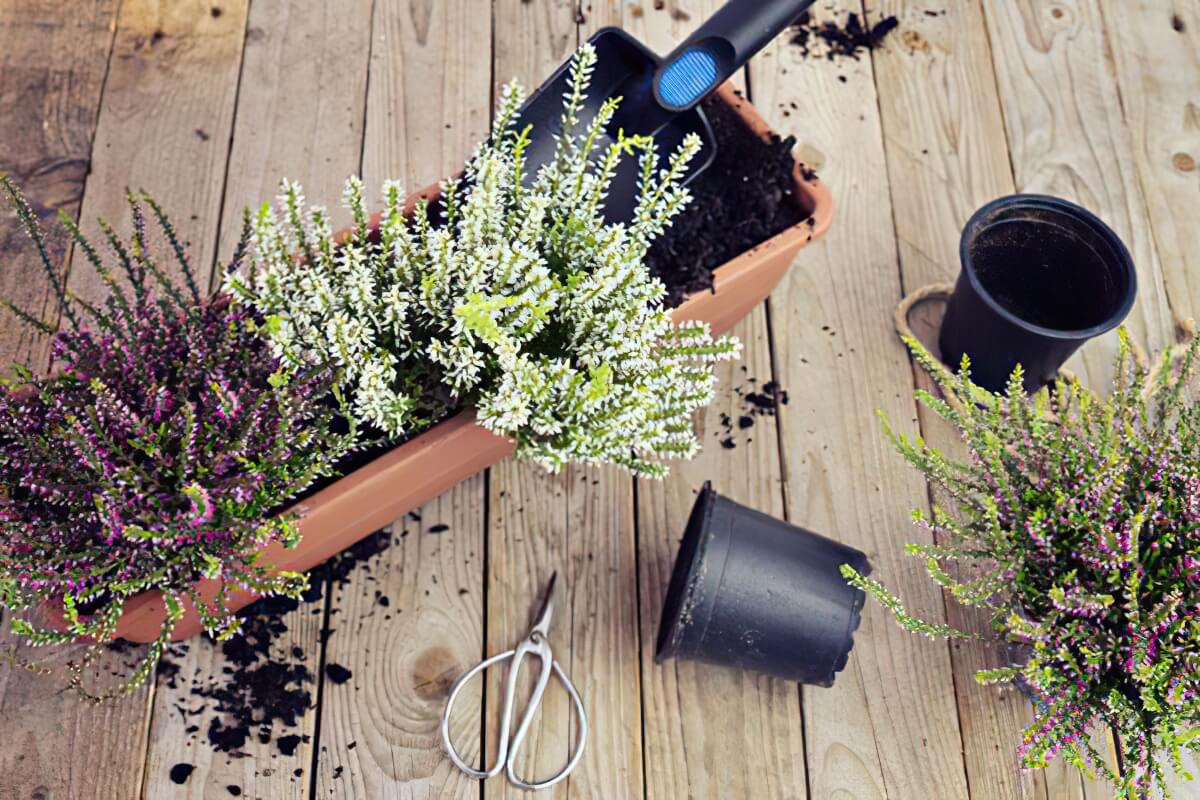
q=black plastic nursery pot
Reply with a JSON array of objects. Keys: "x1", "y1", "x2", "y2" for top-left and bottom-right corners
[
  {"x1": 655, "y1": 483, "x2": 869, "y2": 686},
  {"x1": 939, "y1": 194, "x2": 1137, "y2": 393}
]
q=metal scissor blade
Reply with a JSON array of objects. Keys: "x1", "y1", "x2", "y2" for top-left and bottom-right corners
[{"x1": 530, "y1": 571, "x2": 557, "y2": 640}]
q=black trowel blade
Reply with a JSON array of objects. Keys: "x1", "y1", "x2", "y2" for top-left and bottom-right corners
[{"x1": 515, "y1": 28, "x2": 716, "y2": 224}]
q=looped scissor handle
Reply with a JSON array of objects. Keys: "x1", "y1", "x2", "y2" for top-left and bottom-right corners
[{"x1": 440, "y1": 636, "x2": 588, "y2": 791}]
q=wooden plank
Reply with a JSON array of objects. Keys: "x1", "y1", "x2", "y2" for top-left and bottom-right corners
[
  {"x1": 983, "y1": 0, "x2": 1173, "y2": 381},
  {"x1": 750, "y1": 3, "x2": 971, "y2": 798},
  {"x1": 852, "y1": 3, "x2": 1043, "y2": 797},
  {"x1": 139, "y1": 1, "x2": 373, "y2": 796},
  {"x1": 484, "y1": 3, "x2": 644, "y2": 798},
  {"x1": 311, "y1": 0, "x2": 493, "y2": 795},
  {"x1": 142, "y1": 610, "x2": 327, "y2": 800},
  {"x1": 0, "y1": 3, "x2": 249, "y2": 800},
  {"x1": 636, "y1": 314, "x2": 807, "y2": 800},
  {"x1": 487, "y1": 462, "x2": 643, "y2": 798},
  {"x1": 314, "y1": 479, "x2": 487, "y2": 798},
  {"x1": 357, "y1": 0, "x2": 491, "y2": 203},
  {"x1": 69, "y1": 0, "x2": 248, "y2": 296},
  {"x1": 861, "y1": 4, "x2": 1070, "y2": 799},
  {"x1": 213, "y1": 0, "x2": 375, "y2": 272},
  {"x1": 980, "y1": 1, "x2": 1178, "y2": 794},
  {"x1": 1097, "y1": 4, "x2": 1200, "y2": 793},
  {"x1": 493, "y1": 0, "x2": 578, "y2": 93},
  {"x1": 618, "y1": 4, "x2": 809, "y2": 800},
  {"x1": 0, "y1": 0, "x2": 116, "y2": 367},
  {"x1": 1100, "y1": 0, "x2": 1200, "y2": 319}
]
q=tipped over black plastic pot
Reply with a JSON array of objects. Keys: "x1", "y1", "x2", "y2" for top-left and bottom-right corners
[
  {"x1": 939, "y1": 194, "x2": 1137, "y2": 393},
  {"x1": 655, "y1": 483, "x2": 869, "y2": 686}
]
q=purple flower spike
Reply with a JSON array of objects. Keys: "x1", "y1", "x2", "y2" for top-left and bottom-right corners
[{"x1": 0, "y1": 178, "x2": 353, "y2": 700}]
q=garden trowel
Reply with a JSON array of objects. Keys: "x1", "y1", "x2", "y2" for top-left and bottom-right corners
[{"x1": 516, "y1": 0, "x2": 816, "y2": 222}]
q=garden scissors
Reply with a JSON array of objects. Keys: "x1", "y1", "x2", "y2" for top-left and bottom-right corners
[{"x1": 439, "y1": 572, "x2": 587, "y2": 790}]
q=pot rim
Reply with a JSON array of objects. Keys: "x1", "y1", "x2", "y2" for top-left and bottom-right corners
[
  {"x1": 654, "y1": 481, "x2": 718, "y2": 661},
  {"x1": 958, "y1": 193, "x2": 1137, "y2": 342}
]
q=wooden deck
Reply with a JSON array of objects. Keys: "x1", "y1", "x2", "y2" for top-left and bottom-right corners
[{"x1": 1, "y1": 1, "x2": 1197, "y2": 797}]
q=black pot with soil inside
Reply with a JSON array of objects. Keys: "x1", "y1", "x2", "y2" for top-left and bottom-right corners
[
  {"x1": 939, "y1": 194, "x2": 1137, "y2": 393},
  {"x1": 655, "y1": 482, "x2": 869, "y2": 686}
]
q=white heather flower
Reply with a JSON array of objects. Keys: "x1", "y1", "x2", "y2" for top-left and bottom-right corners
[{"x1": 230, "y1": 43, "x2": 738, "y2": 474}]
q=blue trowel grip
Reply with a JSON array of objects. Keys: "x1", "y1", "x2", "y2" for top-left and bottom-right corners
[{"x1": 653, "y1": 0, "x2": 816, "y2": 112}]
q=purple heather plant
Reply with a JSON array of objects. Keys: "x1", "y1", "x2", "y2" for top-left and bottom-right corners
[
  {"x1": 842, "y1": 333, "x2": 1200, "y2": 799},
  {"x1": 0, "y1": 176, "x2": 352, "y2": 700}
]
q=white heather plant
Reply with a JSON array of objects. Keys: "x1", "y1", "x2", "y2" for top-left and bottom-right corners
[{"x1": 227, "y1": 44, "x2": 740, "y2": 477}]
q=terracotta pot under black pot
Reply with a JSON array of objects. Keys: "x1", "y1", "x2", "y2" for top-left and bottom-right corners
[
  {"x1": 655, "y1": 483, "x2": 869, "y2": 686},
  {"x1": 939, "y1": 194, "x2": 1137, "y2": 393}
]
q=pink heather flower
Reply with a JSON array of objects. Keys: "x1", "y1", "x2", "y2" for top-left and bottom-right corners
[{"x1": 0, "y1": 178, "x2": 352, "y2": 697}]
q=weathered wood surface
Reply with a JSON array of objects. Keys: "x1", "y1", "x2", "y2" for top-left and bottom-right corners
[
  {"x1": 861, "y1": 2, "x2": 1069, "y2": 798},
  {"x1": 140, "y1": 1, "x2": 371, "y2": 797},
  {"x1": 753, "y1": 4, "x2": 969, "y2": 798},
  {"x1": 313, "y1": 1, "x2": 493, "y2": 797},
  {"x1": 1, "y1": 3, "x2": 246, "y2": 800},
  {"x1": 0, "y1": 0, "x2": 118, "y2": 369},
  {"x1": 0, "y1": 0, "x2": 1197, "y2": 798},
  {"x1": 486, "y1": 5, "x2": 645, "y2": 798}
]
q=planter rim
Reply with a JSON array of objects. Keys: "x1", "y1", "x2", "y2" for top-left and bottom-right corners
[
  {"x1": 958, "y1": 193, "x2": 1137, "y2": 342},
  {"x1": 43, "y1": 84, "x2": 834, "y2": 644},
  {"x1": 702, "y1": 86, "x2": 833, "y2": 288}
]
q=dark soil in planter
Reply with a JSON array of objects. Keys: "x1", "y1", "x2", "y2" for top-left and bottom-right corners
[{"x1": 646, "y1": 96, "x2": 811, "y2": 308}]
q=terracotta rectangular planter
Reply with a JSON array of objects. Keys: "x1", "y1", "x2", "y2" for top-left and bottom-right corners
[{"x1": 64, "y1": 84, "x2": 833, "y2": 643}]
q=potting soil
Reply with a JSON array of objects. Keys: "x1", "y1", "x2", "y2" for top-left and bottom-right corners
[
  {"x1": 789, "y1": 11, "x2": 902, "y2": 60},
  {"x1": 646, "y1": 95, "x2": 811, "y2": 308},
  {"x1": 132, "y1": 529, "x2": 395, "y2": 762}
]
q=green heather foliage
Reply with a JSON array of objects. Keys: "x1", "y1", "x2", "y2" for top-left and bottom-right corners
[
  {"x1": 227, "y1": 44, "x2": 740, "y2": 477},
  {"x1": 0, "y1": 176, "x2": 352, "y2": 699},
  {"x1": 844, "y1": 334, "x2": 1200, "y2": 798}
]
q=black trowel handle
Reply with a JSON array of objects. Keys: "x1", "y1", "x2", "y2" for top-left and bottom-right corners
[{"x1": 653, "y1": 0, "x2": 815, "y2": 112}]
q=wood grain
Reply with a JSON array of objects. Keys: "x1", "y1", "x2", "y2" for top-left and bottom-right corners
[
  {"x1": 311, "y1": 0, "x2": 493, "y2": 795},
  {"x1": 213, "y1": 0, "x2": 375, "y2": 273},
  {"x1": 313, "y1": 480, "x2": 486, "y2": 798},
  {"x1": 1100, "y1": 0, "x2": 1200, "y2": 321},
  {"x1": 0, "y1": 0, "x2": 116, "y2": 368},
  {"x1": 0, "y1": 3, "x2": 248, "y2": 800},
  {"x1": 142, "y1": 613, "x2": 325, "y2": 800},
  {"x1": 983, "y1": 0, "x2": 1174, "y2": 384},
  {"x1": 69, "y1": 0, "x2": 249, "y2": 296},
  {"x1": 484, "y1": 3, "x2": 644, "y2": 799},
  {"x1": 358, "y1": 0, "x2": 491, "y2": 201},
  {"x1": 139, "y1": 1, "x2": 373, "y2": 796},
  {"x1": 636, "y1": 315, "x2": 807, "y2": 800},
  {"x1": 487, "y1": 463, "x2": 643, "y2": 799},
  {"x1": 752, "y1": 3, "x2": 971, "y2": 798}
]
